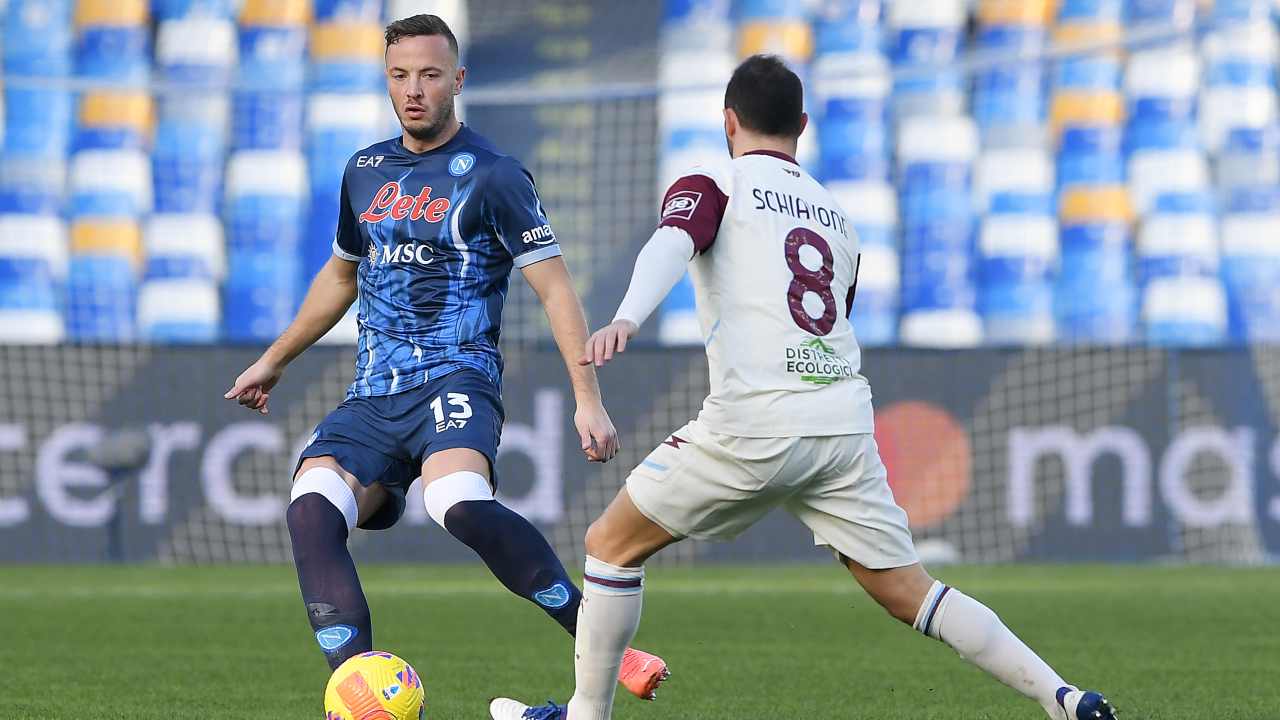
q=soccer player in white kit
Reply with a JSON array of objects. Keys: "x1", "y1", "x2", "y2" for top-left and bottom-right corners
[{"x1": 491, "y1": 55, "x2": 1117, "y2": 720}]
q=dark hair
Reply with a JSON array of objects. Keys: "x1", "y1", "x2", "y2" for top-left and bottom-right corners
[
  {"x1": 724, "y1": 54, "x2": 804, "y2": 137},
  {"x1": 384, "y1": 14, "x2": 459, "y2": 57}
]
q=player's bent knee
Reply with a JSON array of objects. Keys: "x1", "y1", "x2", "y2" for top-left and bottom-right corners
[
  {"x1": 290, "y1": 466, "x2": 358, "y2": 532},
  {"x1": 422, "y1": 470, "x2": 493, "y2": 529}
]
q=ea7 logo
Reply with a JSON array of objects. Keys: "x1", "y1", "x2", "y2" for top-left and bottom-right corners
[
  {"x1": 356, "y1": 155, "x2": 385, "y2": 168},
  {"x1": 662, "y1": 191, "x2": 701, "y2": 221},
  {"x1": 521, "y1": 224, "x2": 556, "y2": 245}
]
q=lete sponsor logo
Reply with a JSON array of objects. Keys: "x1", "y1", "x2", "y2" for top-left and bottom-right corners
[{"x1": 360, "y1": 182, "x2": 452, "y2": 224}]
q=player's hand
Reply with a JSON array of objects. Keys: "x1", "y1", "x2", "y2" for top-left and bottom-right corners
[
  {"x1": 575, "y1": 401, "x2": 620, "y2": 463},
  {"x1": 579, "y1": 319, "x2": 639, "y2": 368},
  {"x1": 224, "y1": 359, "x2": 283, "y2": 415}
]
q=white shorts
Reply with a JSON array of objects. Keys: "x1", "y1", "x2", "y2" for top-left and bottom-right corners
[{"x1": 626, "y1": 421, "x2": 918, "y2": 570}]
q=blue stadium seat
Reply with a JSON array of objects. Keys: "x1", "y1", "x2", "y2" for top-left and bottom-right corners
[
  {"x1": 813, "y1": 0, "x2": 882, "y2": 56},
  {"x1": 66, "y1": 254, "x2": 137, "y2": 341},
  {"x1": 1200, "y1": 26, "x2": 1279, "y2": 151},
  {"x1": 1125, "y1": 0, "x2": 1196, "y2": 27},
  {"x1": 138, "y1": 278, "x2": 220, "y2": 343},
  {"x1": 4, "y1": 88, "x2": 73, "y2": 158},
  {"x1": 1128, "y1": 147, "x2": 1209, "y2": 215},
  {"x1": 1135, "y1": 212, "x2": 1218, "y2": 285},
  {"x1": 153, "y1": 0, "x2": 236, "y2": 19},
  {"x1": 814, "y1": 54, "x2": 891, "y2": 181},
  {"x1": 74, "y1": 91, "x2": 153, "y2": 152},
  {"x1": 144, "y1": 214, "x2": 225, "y2": 281},
  {"x1": 0, "y1": 215, "x2": 67, "y2": 316},
  {"x1": 315, "y1": 0, "x2": 384, "y2": 21},
  {"x1": 222, "y1": 255, "x2": 303, "y2": 342},
  {"x1": 976, "y1": 148, "x2": 1053, "y2": 210},
  {"x1": 1142, "y1": 276, "x2": 1227, "y2": 345},
  {"x1": 849, "y1": 244, "x2": 899, "y2": 346},
  {"x1": 1057, "y1": 0, "x2": 1124, "y2": 22},
  {"x1": 1053, "y1": 57, "x2": 1121, "y2": 91},
  {"x1": 886, "y1": 0, "x2": 966, "y2": 118},
  {"x1": 829, "y1": 180, "x2": 897, "y2": 249},
  {"x1": 1216, "y1": 126, "x2": 1280, "y2": 190},
  {"x1": 233, "y1": 91, "x2": 305, "y2": 150},
  {"x1": 311, "y1": 22, "x2": 384, "y2": 91},
  {"x1": 305, "y1": 190, "x2": 343, "y2": 290},
  {"x1": 972, "y1": 26, "x2": 1046, "y2": 134},
  {"x1": 1055, "y1": 222, "x2": 1137, "y2": 343},
  {"x1": 979, "y1": 214, "x2": 1058, "y2": 344},
  {"x1": 74, "y1": 0, "x2": 151, "y2": 84},
  {"x1": 734, "y1": 0, "x2": 807, "y2": 20},
  {"x1": 69, "y1": 150, "x2": 153, "y2": 218},
  {"x1": 1212, "y1": 0, "x2": 1274, "y2": 21},
  {"x1": 153, "y1": 118, "x2": 226, "y2": 214},
  {"x1": 156, "y1": 18, "x2": 237, "y2": 86},
  {"x1": 1225, "y1": 185, "x2": 1280, "y2": 214},
  {"x1": 3, "y1": 0, "x2": 74, "y2": 76},
  {"x1": 307, "y1": 94, "x2": 383, "y2": 190},
  {"x1": 1222, "y1": 212, "x2": 1280, "y2": 342},
  {"x1": 662, "y1": 0, "x2": 732, "y2": 52},
  {"x1": 0, "y1": 158, "x2": 66, "y2": 215}
]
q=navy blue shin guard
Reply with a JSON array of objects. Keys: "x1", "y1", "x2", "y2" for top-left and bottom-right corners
[
  {"x1": 443, "y1": 499, "x2": 582, "y2": 635},
  {"x1": 287, "y1": 493, "x2": 372, "y2": 669}
]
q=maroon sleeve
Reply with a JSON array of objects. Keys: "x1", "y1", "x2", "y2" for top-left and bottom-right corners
[{"x1": 657, "y1": 174, "x2": 728, "y2": 254}]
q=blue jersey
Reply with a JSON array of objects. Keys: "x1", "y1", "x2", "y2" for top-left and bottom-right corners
[{"x1": 332, "y1": 126, "x2": 562, "y2": 398}]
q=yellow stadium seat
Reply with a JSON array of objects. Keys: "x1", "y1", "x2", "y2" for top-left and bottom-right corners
[
  {"x1": 1053, "y1": 21, "x2": 1124, "y2": 58},
  {"x1": 737, "y1": 21, "x2": 813, "y2": 63},
  {"x1": 240, "y1": 0, "x2": 310, "y2": 26},
  {"x1": 1050, "y1": 91, "x2": 1125, "y2": 134},
  {"x1": 75, "y1": 0, "x2": 148, "y2": 27},
  {"x1": 1059, "y1": 186, "x2": 1134, "y2": 224},
  {"x1": 71, "y1": 221, "x2": 143, "y2": 265},
  {"x1": 979, "y1": 0, "x2": 1053, "y2": 25},
  {"x1": 312, "y1": 23, "x2": 384, "y2": 60},
  {"x1": 79, "y1": 92, "x2": 153, "y2": 134}
]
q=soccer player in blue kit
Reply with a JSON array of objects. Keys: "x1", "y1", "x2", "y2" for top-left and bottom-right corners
[{"x1": 224, "y1": 14, "x2": 669, "y2": 701}]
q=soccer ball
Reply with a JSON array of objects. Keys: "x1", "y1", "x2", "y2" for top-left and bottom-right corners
[{"x1": 324, "y1": 651, "x2": 426, "y2": 720}]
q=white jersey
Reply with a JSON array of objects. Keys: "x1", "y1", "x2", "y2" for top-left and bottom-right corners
[{"x1": 658, "y1": 150, "x2": 873, "y2": 438}]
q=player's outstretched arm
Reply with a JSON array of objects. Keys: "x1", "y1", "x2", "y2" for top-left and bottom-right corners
[
  {"x1": 223, "y1": 255, "x2": 359, "y2": 414},
  {"x1": 581, "y1": 226, "x2": 694, "y2": 368},
  {"x1": 522, "y1": 256, "x2": 619, "y2": 463}
]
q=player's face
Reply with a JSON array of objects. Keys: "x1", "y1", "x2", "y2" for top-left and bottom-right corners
[{"x1": 385, "y1": 35, "x2": 465, "y2": 143}]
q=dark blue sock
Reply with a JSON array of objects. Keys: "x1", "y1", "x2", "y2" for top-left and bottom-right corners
[
  {"x1": 443, "y1": 499, "x2": 582, "y2": 635},
  {"x1": 287, "y1": 493, "x2": 373, "y2": 669}
]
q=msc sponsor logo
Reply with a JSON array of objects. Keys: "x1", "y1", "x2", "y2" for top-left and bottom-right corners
[
  {"x1": 662, "y1": 190, "x2": 701, "y2": 221},
  {"x1": 368, "y1": 242, "x2": 436, "y2": 266},
  {"x1": 360, "y1": 181, "x2": 452, "y2": 224},
  {"x1": 449, "y1": 152, "x2": 476, "y2": 176},
  {"x1": 521, "y1": 224, "x2": 556, "y2": 246}
]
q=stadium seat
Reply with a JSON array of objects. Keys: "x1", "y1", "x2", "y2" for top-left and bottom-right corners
[
  {"x1": 886, "y1": 0, "x2": 966, "y2": 118},
  {"x1": 897, "y1": 115, "x2": 978, "y2": 165},
  {"x1": 74, "y1": 0, "x2": 150, "y2": 83},
  {"x1": 814, "y1": 53, "x2": 891, "y2": 180},
  {"x1": 900, "y1": 308, "x2": 983, "y2": 347},
  {"x1": 153, "y1": 115, "x2": 227, "y2": 214},
  {"x1": 979, "y1": 0, "x2": 1053, "y2": 25},
  {"x1": 71, "y1": 219, "x2": 142, "y2": 266},
  {"x1": 1059, "y1": 185, "x2": 1134, "y2": 223},
  {"x1": 1050, "y1": 91, "x2": 1125, "y2": 137},
  {"x1": 311, "y1": 22, "x2": 385, "y2": 91},
  {"x1": 236, "y1": 2, "x2": 306, "y2": 151},
  {"x1": 0, "y1": 158, "x2": 67, "y2": 216},
  {"x1": 1055, "y1": 222, "x2": 1138, "y2": 343},
  {"x1": 1125, "y1": 0, "x2": 1196, "y2": 27},
  {"x1": 1054, "y1": 56, "x2": 1121, "y2": 92},
  {"x1": 1215, "y1": 126, "x2": 1280, "y2": 190},
  {"x1": 307, "y1": 94, "x2": 383, "y2": 189},
  {"x1": 972, "y1": 25, "x2": 1047, "y2": 136},
  {"x1": 66, "y1": 253, "x2": 137, "y2": 341},
  {"x1": 0, "y1": 215, "x2": 68, "y2": 318},
  {"x1": 315, "y1": 0, "x2": 383, "y2": 21},
  {"x1": 138, "y1": 278, "x2": 220, "y2": 343},
  {"x1": 154, "y1": 0, "x2": 237, "y2": 20},
  {"x1": 69, "y1": 150, "x2": 153, "y2": 218},
  {"x1": 4, "y1": 88, "x2": 74, "y2": 158},
  {"x1": 975, "y1": 148, "x2": 1053, "y2": 211},
  {"x1": 1135, "y1": 212, "x2": 1218, "y2": 285},
  {"x1": 1222, "y1": 211, "x2": 1280, "y2": 342},
  {"x1": 144, "y1": 214, "x2": 225, "y2": 281},
  {"x1": 1128, "y1": 148, "x2": 1209, "y2": 215},
  {"x1": 1211, "y1": 0, "x2": 1274, "y2": 20},
  {"x1": 0, "y1": 308, "x2": 66, "y2": 343},
  {"x1": 849, "y1": 243, "x2": 899, "y2": 346},
  {"x1": 828, "y1": 180, "x2": 897, "y2": 248},
  {"x1": 979, "y1": 214, "x2": 1058, "y2": 344},
  {"x1": 3, "y1": 0, "x2": 74, "y2": 77},
  {"x1": 737, "y1": 21, "x2": 814, "y2": 64},
  {"x1": 1057, "y1": 126, "x2": 1124, "y2": 189},
  {"x1": 155, "y1": 17, "x2": 237, "y2": 86},
  {"x1": 1142, "y1": 276, "x2": 1228, "y2": 345},
  {"x1": 75, "y1": 91, "x2": 153, "y2": 151},
  {"x1": 812, "y1": 0, "x2": 881, "y2": 56},
  {"x1": 1057, "y1": 0, "x2": 1124, "y2": 22}
]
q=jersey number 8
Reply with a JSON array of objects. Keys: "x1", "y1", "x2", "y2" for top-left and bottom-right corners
[{"x1": 784, "y1": 227, "x2": 837, "y2": 336}]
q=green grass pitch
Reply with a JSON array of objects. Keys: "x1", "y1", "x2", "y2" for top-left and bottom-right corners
[{"x1": 2, "y1": 564, "x2": 1277, "y2": 719}]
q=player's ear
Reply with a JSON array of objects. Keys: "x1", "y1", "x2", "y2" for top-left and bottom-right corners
[
  {"x1": 453, "y1": 66, "x2": 466, "y2": 94},
  {"x1": 723, "y1": 108, "x2": 737, "y2": 138},
  {"x1": 798, "y1": 112, "x2": 809, "y2": 136}
]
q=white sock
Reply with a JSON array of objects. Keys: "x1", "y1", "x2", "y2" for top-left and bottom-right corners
[
  {"x1": 566, "y1": 556, "x2": 645, "y2": 720},
  {"x1": 915, "y1": 581, "x2": 1067, "y2": 716}
]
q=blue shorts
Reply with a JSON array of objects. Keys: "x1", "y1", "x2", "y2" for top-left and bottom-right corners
[{"x1": 297, "y1": 368, "x2": 504, "y2": 530}]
